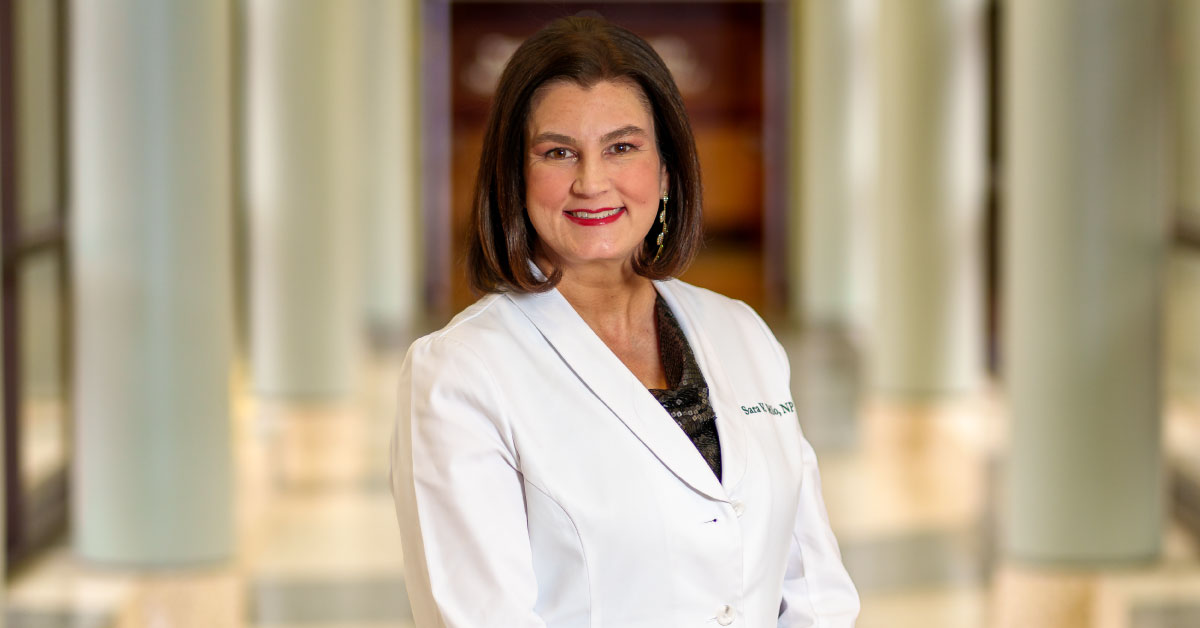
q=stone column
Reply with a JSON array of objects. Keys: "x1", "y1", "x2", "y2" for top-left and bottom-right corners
[
  {"x1": 795, "y1": 0, "x2": 874, "y2": 331},
  {"x1": 1174, "y1": 0, "x2": 1200, "y2": 230},
  {"x1": 1, "y1": 0, "x2": 15, "y2": 584},
  {"x1": 72, "y1": 0, "x2": 234, "y2": 563},
  {"x1": 0, "y1": 9, "x2": 6, "y2": 586},
  {"x1": 358, "y1": 0, "x2": 421, "y2": 346},
  {"x1": 1005, "y1": 0, "x2": 1167, "y2": 564},
  {"x1": 245, "y1": 0, "x2": 361, "y2": 397},
  {"x1": 788, "y1": 0, "x2": 876, "y2": 449},
  {"x1": 874, "y1": 0, "x2": 987, "y2": 396},
  {"x1": 1167, "y1": 0, "x2": 1200, "y2": 396}
]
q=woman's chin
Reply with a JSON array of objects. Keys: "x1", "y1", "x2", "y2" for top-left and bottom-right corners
[{"x1": 555, "y1": 252, "x2": 639, "y2": 273}]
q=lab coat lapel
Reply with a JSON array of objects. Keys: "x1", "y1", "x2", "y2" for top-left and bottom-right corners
[
  {"x1": 506, "y1": 288, "x2": 727, "y2": 502},
  {"x1": 654, "y1": 281, "x2": 749, "y2": 494}
]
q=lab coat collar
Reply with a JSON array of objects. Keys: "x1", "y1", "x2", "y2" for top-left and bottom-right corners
[
  {"x1": 505, "y1": 278, "x2": 745, "y2": 503},
  {"x1": 655, "y1": 280, "x2": 749, "y2": 496}
]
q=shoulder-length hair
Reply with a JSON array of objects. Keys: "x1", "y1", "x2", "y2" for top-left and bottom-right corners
[{"x1": 466, "y1": 15, "x2": 703, "y2": 294}]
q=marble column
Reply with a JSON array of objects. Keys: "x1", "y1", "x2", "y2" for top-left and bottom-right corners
[
  {"x1": 1004, "y1": 0, "x2": 1167, "y2": 563},
  {"x1": 1174, "y1": 0, "x2": 1200, "y2": 229},
  {"x1": 0, "y1": 0, "x2": 7, "y2": 585},
  {"x1": 874, "y1": 0, "x2": 987, "y2": 396},
  {"x1": 358, "y1": 0, "x2": 421, "y2": 346},
  {"x1": 795, "y1": 0, "x2": 874, "y2": 332},
  {"x1": 245, "y1": 0, "x2": 361, "y2": 397},
  {"x1": 787, "y1": 0, "x2": 876, "y2": 449},
  {"x1": 1167, "y1": 0, "x2": 1200, "y2": 396},
  {"x1": 72, "y1": 0, "x2": 234, "y2": 563}
]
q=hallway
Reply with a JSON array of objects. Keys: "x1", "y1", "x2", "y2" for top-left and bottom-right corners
[
  {"x1": 7, "y1": 339, "x2": 1200, "y2": 627},
  {"x1": 3, "y1": 1, "x2": 1198, "y2": 625}
]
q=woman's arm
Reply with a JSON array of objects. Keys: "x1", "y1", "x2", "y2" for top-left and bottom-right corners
[
  {"x1": 736, "y1": 302, "x2": 859, "y2": 626},
  {"x1": 391, "y1": 335, "x2": 548, "y2": 628},
  {"x1": 777, "y1": 434, "x2": 860, "y2": 627}
]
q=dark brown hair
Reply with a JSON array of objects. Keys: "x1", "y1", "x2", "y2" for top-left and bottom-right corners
[{"x1": 466, "y1": 15, "x2": 703, "y2": 294}]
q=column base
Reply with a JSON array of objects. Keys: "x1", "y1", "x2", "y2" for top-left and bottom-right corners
[{"x1": 991, "y1": 564, "x2": 1096, "y2": 628}]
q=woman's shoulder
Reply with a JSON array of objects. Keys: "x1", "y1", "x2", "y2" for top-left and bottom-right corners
[
  {"x1": 657, "y1": 278, "x2": 790, "y2": 371},
  {"x1": 656, "y1": 278, "x2": 771, "y2": 331},
  {"x1": 402, "y1": 293, "x2": 526, "y2": 364}
]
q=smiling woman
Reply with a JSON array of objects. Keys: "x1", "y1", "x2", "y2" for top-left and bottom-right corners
[
  {"x1": 391, "y1": 15, "x2": 859, "y2": 628},
  {"x1": 464, "y1": 15, "x2": 703, "y2": 295},
  {"x1": 524, "y1": 80, "x2": 667, "y2": 277}
]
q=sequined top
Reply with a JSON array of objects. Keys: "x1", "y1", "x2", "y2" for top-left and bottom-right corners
[{"x1": 648, "y1": 295, "x2": 723, "y2": 481}]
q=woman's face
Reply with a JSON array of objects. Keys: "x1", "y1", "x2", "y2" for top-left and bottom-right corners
[{"x1": 525, "y1": 79, "x2": 668, "y2": 275}]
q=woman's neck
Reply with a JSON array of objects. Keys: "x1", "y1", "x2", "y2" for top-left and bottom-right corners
[
  {"x1": 536, "y1": 255, "x2": 667, "y2": 388},
  {"x1": 537, "y1": 256, "x2": 658, "y2": 342}
]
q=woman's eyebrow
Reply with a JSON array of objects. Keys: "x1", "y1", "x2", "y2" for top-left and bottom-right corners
[
  {"x1": 531, "y1": 132, "x2": 576, "y2": 146},
  {"x1": 600, "y1": 125, "x2": 647, "y2": 143},
  {"x1": 530, "y1": 125, "x2": 648, "y2": 147}
]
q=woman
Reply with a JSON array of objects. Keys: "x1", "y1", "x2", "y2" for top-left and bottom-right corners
[{"x1": 391, "y1": 15, "x2": 859, "y2": 628}]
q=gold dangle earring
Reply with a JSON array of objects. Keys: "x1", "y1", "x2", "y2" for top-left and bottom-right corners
[{"x1": 653, "y1": 193, "x2": 669, "y2": 262}]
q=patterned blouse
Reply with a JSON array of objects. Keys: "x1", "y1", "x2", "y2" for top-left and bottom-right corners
[{"x1": 648, "y1": 295, "x2": 723, "y2": 481}]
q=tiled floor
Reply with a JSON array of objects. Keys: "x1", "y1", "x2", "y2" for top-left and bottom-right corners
[{"x1": 7, "y1": 337, "x2": 1200, "y2": 627}]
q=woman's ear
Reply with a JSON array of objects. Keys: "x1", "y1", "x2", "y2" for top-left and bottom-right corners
[{"x1": 660, "y1": 166, "x2": 670, "y2": 197}]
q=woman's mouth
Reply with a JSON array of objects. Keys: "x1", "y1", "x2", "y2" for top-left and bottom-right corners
[{"x1": 564, "y1": 207, "x2": 625, "y2": 225}]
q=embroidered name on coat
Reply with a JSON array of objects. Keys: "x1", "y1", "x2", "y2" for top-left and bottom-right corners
[{"x1": 740, "y1": 401, "x2": 795, "y2": 416}]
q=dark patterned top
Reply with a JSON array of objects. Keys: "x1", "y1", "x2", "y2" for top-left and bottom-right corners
[{"x1": 648, "y1": 295, "x2": 723, "y2": 481}]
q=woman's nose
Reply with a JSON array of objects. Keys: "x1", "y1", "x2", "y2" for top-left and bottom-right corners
[{"x1": 571, "y1": 156, "x2": 608, "y2": 197}]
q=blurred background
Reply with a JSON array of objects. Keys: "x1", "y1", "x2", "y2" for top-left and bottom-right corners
[{"x1": 1, "y1": 0, "x2": 1198, "y2": 626}]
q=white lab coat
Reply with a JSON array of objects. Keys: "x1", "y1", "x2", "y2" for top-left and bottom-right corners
[{"x1": 391, "y1": 279, "x2": 859, "y2": 627}]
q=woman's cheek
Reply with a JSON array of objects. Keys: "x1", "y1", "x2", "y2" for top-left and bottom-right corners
[
  {"x1": 616, "y1": 161, "x2": 661, "y2": 199},
  {"x1": 528, "y1": 164, "x2": 573, "y2": 199}
]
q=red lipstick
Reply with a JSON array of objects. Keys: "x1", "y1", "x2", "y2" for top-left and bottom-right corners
[{"x1": 563, "y1": 207, "x2": 625, "y2": 226}]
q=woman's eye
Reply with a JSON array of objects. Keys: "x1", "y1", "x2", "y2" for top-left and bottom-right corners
[
  {"x1": 611, "y1": 143, "x2": 635, "y2": 154},
  {"x1": 545, "y1": 147, "x2": 572, "y2": 160}
]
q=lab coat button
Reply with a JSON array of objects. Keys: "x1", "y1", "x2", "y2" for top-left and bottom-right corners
[
  {"x1": 716, "y1": 604, "x2": 735, "y2": 625},
  {"x1": 732, "y1": 501, "x2": 746, "y2": 517}
]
